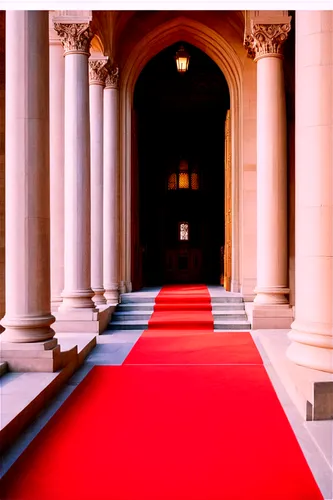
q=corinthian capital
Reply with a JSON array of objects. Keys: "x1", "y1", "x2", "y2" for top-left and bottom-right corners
[
  {"x1": 89, "y1": 58, "x2": 108, "y2": 86},
  {"x1": 105, "y1": 64, "x2": 120, "y2": 89},
  {"x1": 54, "y1": 22, "x2": 93, "y2": 56},
  {"x1": 245, "y1": 23, "x2": 291, "y2": 61}
]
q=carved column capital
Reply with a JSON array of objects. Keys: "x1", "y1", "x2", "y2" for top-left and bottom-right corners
[
  {"x1": 105, "y1": 64, "x2": 120, "y2": 89},
  {"x1": 245, "y1": 23, "x2": 291, "y2": 61},
  {"x1": 53, "y1": 22, "x2": 93, "y2": 56},
  {"x1": 89, "y1": 59, "x2": 108, "y2": 86}
]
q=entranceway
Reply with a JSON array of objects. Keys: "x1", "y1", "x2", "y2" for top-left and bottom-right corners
[{"x1": 133, "y1": 42, "x2": 230, "y2": 287}]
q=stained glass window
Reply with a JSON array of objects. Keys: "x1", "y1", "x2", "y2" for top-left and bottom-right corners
[
  {"x1": 168, "y1": 173, "x2": 177, "y2": 190},
  {"x1": 179, "y1": 172, "x2": 189, "y2": 189},
  {"x1": 167, "y1": 159, "x2": 199, "y2": 191},
  {"x1": 180, "y1": 222, "x2": 189, "y2": 241},
  {"x1": 191, "y1": 172, "x2": 199, "y2": 190}
]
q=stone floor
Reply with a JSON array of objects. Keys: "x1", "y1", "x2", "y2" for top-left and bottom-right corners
[{"x1": 1, "y1": 287, "x2": 332, "y2": 498}]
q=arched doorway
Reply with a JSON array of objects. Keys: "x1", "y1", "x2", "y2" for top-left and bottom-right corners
[
  {"x1": 119, "y1": 17, "x2": 243, "y2": 293},
  {"x1": 133, "y1": 42, "x2": 230, "y2": 287}
]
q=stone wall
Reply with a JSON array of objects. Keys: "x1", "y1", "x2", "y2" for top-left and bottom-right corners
[
  {"x1": 241, "y1": 56, "x2": 257, "y2": 300},
  {"x1": 0, "y1": 11, "x2": 5, "y2": 319},
  {"x1": 285, "y1": 13, "x2": 296, "y2": 307}
]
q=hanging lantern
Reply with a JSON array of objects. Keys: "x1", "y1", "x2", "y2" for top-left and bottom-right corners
[{"x1": 175, "y1": 45, "x2": 190, "y2": 73}]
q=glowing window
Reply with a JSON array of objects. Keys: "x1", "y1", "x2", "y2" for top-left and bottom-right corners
[
  {"x1": 180, "y1": 222, "x2": 189, "y2": 241},
  {"x1": 168, "y1": 173, "x2": 177, "y2": 190},
  {"x1": 167, "y1": 159, "x2": 199, "y2": 191},
  {"x1": 190, "y1": 172, "x2": 199, "y2": 190},
  {"x1": 179, "y1": 172, "x2": 189, "y2": 189}
]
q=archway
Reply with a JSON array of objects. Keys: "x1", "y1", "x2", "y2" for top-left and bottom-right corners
[
  {"x1": 119, "y1": 17, "x2": 243, "y2": 293},
  {"x1": 133, "y1": 42, "x2": 230, "y2": 287}
]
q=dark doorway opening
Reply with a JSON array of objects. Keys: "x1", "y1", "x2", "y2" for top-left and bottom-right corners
[{"x1": 133, "y1": 42, "x2": 230, "y2": 288}]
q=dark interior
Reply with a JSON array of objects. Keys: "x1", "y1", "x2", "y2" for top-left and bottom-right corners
[{"x1": 133, "y1": 42, "x2": 230, "y2": 287}]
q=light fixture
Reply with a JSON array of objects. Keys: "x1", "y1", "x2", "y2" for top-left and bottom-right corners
[{"x1": 175, "y1": 45, "x2": 190, "y2": 73}]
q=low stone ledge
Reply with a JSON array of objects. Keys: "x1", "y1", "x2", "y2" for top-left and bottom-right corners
[
  {"x1": 257, "y1": 329, "x2": 333, "y2": 421},
  {"x1": 0, "y1": 333, "x2": 96, "y2": 455},
  {"x1": 53, "y1": 304, "x2": 116, "y2": 334}
]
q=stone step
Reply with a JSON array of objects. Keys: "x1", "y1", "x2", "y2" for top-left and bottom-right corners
[
  {"x1": 109, "y1": 320, "x2": 149, "y2": 330},
  {"x1": 120, "y1": 294, "x2": 244, "y2": 305},
  {"x1": 109, "y1": 318, "x2": 251, "y2": 330},
  {"x1": 214, "y1": 319, "x2": 251, "y2": 330},
  {"x1": 112, "y1": 311, "x2": 153, "y2": 321},
  {"x1": 211, "y1": 296, "x2": 244, "y2": 304},
  {"x1": 117, "y1": 303, "x2": 155, "y2": 312},
  {"x1": 0, "y1": 361, "x2": 8, "y2": 378},
  {"x1": 117, "y1": 302, "x2": 246, "y2": 312},
  {"x1": 120, "y1": 295, "x2": 158, "y2": 304},
  {"x1": 113, "y1": 309, "x2": 247, "y2": 322},
  {"x1": 212, "y1": 311, "x2": 248, "y2": 321}
]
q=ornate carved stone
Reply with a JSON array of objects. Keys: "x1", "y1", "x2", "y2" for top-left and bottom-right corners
[
  {"x1": 245, "y1": 23, "x2": 291, "y2": 60},
  {"x1": 105, "y1": 64, "x2": 120, "y2": 89},
  {"x1": 53, "y1": 22, "x2": 93, "y2": 56},
  {"x1": 89, "y1": 59, "x2": 108, "y2": 86}
]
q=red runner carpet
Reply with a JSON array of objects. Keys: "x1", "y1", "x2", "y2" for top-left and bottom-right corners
[
  {"x1": 148, "y1": 285, "x2": 214, "y2": 330},
  {"x1": 0, "y1": 285, "x2": 323, "y2": 499}
]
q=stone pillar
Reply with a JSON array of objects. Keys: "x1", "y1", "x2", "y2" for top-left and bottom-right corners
[
  {"x1": 103, "y1": 65, "x2": 120, "y2": 303},
  {"x1": 49, "y1": 16, "x2": 65, "y2": 312},
  {"x1": 246, "y1": 18, "x2": 293, "y2": 328},
  {"x1": 89, "y1": 58, "x2": 108, "y2": 305},
  {"x1": 287, "y1": 11, "x2": 333, "y2": 373},
  {"x1": 0, "y1": 11, "x2": 60, "y2": 371},
  {"x1": 54, "y1": 20, "x2": 96, "y2": 314}
]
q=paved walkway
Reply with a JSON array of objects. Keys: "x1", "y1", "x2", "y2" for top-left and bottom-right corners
[{"x1": 1, "y1": 288, "x2": 332, "y2": 499}]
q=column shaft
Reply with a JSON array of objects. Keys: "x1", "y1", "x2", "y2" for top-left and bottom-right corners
[
  {"x1": 89, "y1": 60, "x2": 107, "y2": 305},
  {"x1": 287, "y1": 11, "x2": 333, "y2": 373},
  {"x1": 55, "y1": 22, "x2": 95, "y2": 311},
  {"x1": 2, "y1": 11, "x2": 55, "y2": 342},
  {"x1": 49, "y1": 33, "x2": 65, "y2": 311},
  {"x1": 103, "y1": 67, "x2": 120, "y2": 303},
  {"x1": 254, "y1": 55, "x2": 289, "y2": 304}
]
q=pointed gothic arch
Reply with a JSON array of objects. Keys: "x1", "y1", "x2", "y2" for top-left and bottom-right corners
[{"x1": 119, "y1": 16, "x2": 243, "y2": 292}]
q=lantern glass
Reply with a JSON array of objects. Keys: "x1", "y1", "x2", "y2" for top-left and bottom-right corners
[{"x1": 175, "y1": 46, "x2": 190, "y2": 73}]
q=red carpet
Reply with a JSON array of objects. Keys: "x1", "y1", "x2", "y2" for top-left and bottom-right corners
[
  {"x1": 148, "y1": 285, "x2": 214, "y2": 330},
  {"x1": 0, "y1": 285, "x2": 323, "y2": 499},
  {"x1": 0, "y1": 366, "x2": 323, "y2": 500},
  {"x1": 125, "y1": 331, "x2": 263, "y2": 365}
]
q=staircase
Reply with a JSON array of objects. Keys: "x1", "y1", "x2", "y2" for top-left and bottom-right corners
[{"x1": 108, "y1": 290, "x2": 251, "y2": 331}]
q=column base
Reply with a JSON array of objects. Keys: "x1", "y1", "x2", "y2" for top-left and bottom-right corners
[
  {"x1": 51, "y1": 296, "x2": 63, "y2": 312},
  {"x1": 125, "y1": 281, "x2": 132, "y2": 293},
  {"x1": 249, "y1": 303, "x2": 294, "y2": 329},
  {"x1": 257, "y1": 330, "x2": 333, "y2": 420},
  {"x1": 119, "y1": 281, "x2": 126, "y2": 294},
  {"x1": 92, "y1": 288, "x2": 107, "y2": 306},
  {"x1": 287, "y1": 323, "x2": 333, "y2": 373},
  {"x1": 104, "y1": 287, "x2": 119, "y2": 304},
  {"x1": 0, "y1": 338, "x2": 63, "y2": 372},
  {"x1": 60, "y1": 289, "x2": 96, "y2": 310},
  {"x1": 254, "y1": 286, "x2": 290, "y2": 305}
]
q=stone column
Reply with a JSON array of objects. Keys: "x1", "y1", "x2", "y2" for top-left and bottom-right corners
[
  {"x1": 54, "y1": 20, "x2": 96, "y2": 313},
  {"x1": 0, "y1": 11, "x2": 61, "y2": 371},
  {"x1": 246, "y1": 19, "x2": 293, "y2": 328},
  {"x1": 103, "y1": 65, "x2": 120, "y2": 303},
  {"x1": 287, "y1": 11, "x2": 333, "y2": 373},
  {"x1": 49, "y1": 16, "x2": 65, "y2": 311},
  {"x1": 89, "y1": 58, "x2": 108, "y2": 305}
]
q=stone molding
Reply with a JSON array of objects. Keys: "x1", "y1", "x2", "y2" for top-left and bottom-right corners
[
  {"x1": 244, "y1": 23, "x2": 291, "y2": 61},
  {"x1": 89, "y1": 59, "x2": 108, "y2": 86},
  {"x1": 53, "y1": 22, "x2": 93, "y2": 56},
  {"x1": 105, "y1": 64, "x2": 120, "y2": 89}
]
